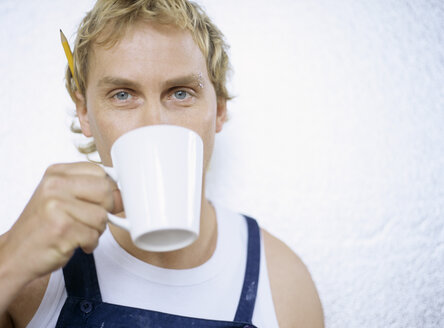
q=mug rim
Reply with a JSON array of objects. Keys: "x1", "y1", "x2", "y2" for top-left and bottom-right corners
[{"x1": 111, "y1": 124, "x2": 203, "y2": 157}]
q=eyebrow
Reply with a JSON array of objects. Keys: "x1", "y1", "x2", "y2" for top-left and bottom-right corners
[
  {"x1": 97, "y1": 76, "x2": 142, "y2": 90},
  {"x1": 97, "y1": 73, "x2": 203, "y2": 90},
  {"x1": 163, "y1": 74, "x2": 203, "y2": 89}
]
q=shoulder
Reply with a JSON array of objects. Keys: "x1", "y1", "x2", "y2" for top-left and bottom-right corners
[
  {"x1": 7, "y1": 274, "x2": 50, "y2": 328},
  {"x1": 261, "y1": 228, "x2": 324, "y2": 328}
]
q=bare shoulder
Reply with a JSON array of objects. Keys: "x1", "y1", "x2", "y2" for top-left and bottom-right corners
[
  {"x1": 262, "y1": 228, "x2": 324, "y2": 328},
  {"x1": 7, "y1": 274, "x2": 50, "y2": 328}
]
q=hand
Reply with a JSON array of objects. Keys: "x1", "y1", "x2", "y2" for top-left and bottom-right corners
[{"x1": 0, "y1": 162, "x2": 123, "y2": 285}]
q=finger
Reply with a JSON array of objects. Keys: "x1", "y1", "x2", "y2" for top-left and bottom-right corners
[
  {"x1": 42, "y1": 207, "x2": 101, "y2": 258},
  {"x1": 66, "y1": 174, "x2": 123, "y2": 214},
  {"x1": 66, "y1": 220, "x2": 100, "y2": 254},
  {"x1": 42, "y1": 174, "x2": 117, "y2": 212},
  {"x1": 45, "y1": 162, "x2": 106, "y2": 178},
  {"x1": 61, "y1": 198, "x2": 108, "y2": 233}
]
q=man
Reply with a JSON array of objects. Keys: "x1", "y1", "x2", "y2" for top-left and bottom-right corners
[{"x1": 0, "y1": 0, "x2": 324, "y2": 327}]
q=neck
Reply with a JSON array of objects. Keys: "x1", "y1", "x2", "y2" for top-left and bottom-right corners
[{"x1": 108, "y1": 192, "x2": 218, "y2": 270}]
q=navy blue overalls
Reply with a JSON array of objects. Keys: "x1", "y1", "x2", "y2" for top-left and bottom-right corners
[{"x1": 55, "y1": 215, "x2": 260, "y2": 328}]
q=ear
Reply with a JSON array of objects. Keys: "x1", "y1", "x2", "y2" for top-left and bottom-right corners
[
  {"x1": 215, "y1": 98, "x2": 227, "y2": 133},
  {"x1": 75, "y1": 91, "x2": 93, "y2": 137}
]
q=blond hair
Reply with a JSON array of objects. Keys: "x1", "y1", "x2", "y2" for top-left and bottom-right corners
[{"x1": 66, "y1": 0, "x2": 232, "y2": 155}]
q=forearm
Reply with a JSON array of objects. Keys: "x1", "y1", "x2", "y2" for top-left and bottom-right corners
[{"x1": 0, "y1": 232, "x2": 31, "y2": 318}]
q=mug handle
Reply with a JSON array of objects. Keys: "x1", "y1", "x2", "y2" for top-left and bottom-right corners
[
  {"x1": 107, "y1": 213, "x2": 131, "y2": 231},
  {"x1": 101, "y1": 165, "x2": 131, "y2": 232}
]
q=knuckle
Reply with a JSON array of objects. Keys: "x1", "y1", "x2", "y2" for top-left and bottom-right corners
[
  {"x1": 98, "y1": 208, "x2": 108, "y2": 227},
  {"x1": 95, "y1": 164, "x2": 107, "y2": 177},
  {"x1": 50, "y1": 218, "x2": 71, "y2": 238},
  {"x1": 45, "y1": 163, "x2": 65, "y2": 174},
  {"x1": 91, "y1": 207, "x2": 108, "y2": 232},
  {"x1": 90, "y1": 177, "x2": 106, "y2": 197},
  {"x1": 43, "y1": 197, "x2": 62, "y2": 213},
  {"x1": 102, "y1": 177, "x2": 114, "y2": 194},
  {"x1": 83, "y1": 231, "x2": 99, "y2": 253},
  {"x1": 91, "y1": 229, "x2": 100, "y2": 241},
  {"x1": 40, "y1": 175, "x2": 66, "y2": 195},
  {"x1": 84, "y1": 162, "x2": 106, "y2": 177},
  {"x1": 57, "y1": 243, "x2": 75, "y2": 257},
  {"x1": 97, "y1": 180, "x2": 114, "y2": 209}
]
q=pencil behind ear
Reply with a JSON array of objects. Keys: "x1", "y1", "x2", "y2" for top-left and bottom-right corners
[{"x1": 60, "y1": 29, "x2": 80, "y2": 91}]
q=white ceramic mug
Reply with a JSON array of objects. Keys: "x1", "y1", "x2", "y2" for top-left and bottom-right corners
[{"x1": 103, "y1": 125, "x2": 203, "y2": 252}]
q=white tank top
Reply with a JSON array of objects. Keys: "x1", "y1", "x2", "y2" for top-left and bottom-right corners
[{"x1": 27, "y1": 202, "x2": 279, "y2": 327}]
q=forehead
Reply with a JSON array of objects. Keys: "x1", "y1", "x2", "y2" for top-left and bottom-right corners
[{"x1": 87, "y1": 21, "x2": 207, "y2": 84}]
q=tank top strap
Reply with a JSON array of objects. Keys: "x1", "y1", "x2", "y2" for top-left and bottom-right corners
[
  {"x1": 234, "y1": 215, "x2": 261, "y2": 323},
  {"x1": 62, "y1": 248, "x2": 102, "y2": 302}
]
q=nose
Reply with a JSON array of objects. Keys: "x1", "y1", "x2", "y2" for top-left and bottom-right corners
[{"x1": 139, "y1": 100, "x2": 170, "y2": 126}]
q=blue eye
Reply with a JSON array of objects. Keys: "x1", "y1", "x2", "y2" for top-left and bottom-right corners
[
  {"x1": 114, "y1": 91, "x2": 131, "y2": 101},
  {"x1": 174, "y1": 90, "x2": 188, "y2": 100}
]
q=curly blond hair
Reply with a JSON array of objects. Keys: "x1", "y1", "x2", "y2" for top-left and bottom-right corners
[{"x1": 66, "y1": 0, "x2": 232, "y2": 154}]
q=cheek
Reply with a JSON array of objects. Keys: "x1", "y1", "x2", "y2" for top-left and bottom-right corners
[
  {"x1": 85, "y1": 103, "x2": 129, "y2": 163},
  {"x1": 203, "y1": 128, "x2": 215, "y2": 171},
  {"x1": 194, "y1": 107, "x2": 217, "y2": 171},
  {"x1": 85, "y1": 113, "x2": 111, "y2": 164}
]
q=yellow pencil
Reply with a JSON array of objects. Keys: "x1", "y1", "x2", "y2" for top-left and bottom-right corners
[{"x1": 60, "y1": 29, "x2": 80, "y2": 90}]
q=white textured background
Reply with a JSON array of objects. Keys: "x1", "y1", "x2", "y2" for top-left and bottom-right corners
[{"x1": 0, "y1": 0, "x2": 443, "y2": 327}]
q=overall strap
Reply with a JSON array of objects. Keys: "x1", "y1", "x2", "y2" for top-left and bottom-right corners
[
  {"x1": 62, "y1": 248, "x2": 102, "y2": 302},
  {"x1": 234, "y1": 215, "x2": 261, "y2": 323}
]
